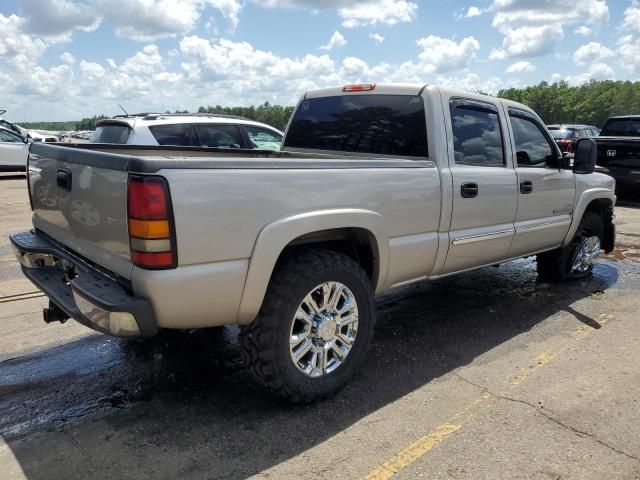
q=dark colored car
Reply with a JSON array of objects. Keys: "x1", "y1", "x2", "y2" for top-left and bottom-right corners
[
  {"x1": 546, "y1": 124, "x2": 600, "y2": 153},
  {"x1": 595, "y1": 116, "x2": 640, "y2": 198}
]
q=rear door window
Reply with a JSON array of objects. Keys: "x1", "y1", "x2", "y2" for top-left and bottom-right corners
[
  {"x1": 450, "y1": 101, "x2": 505, "y2": 167},
  {"x1": 91, "y1": 124, "x2": 131, "y2": 144},
  {"x1": 148, "y1": 124, "x2": 194, "y2": 146},
  {"x1": 194, "y1": 125, "x2": 244, "y2": 148},
  {"x1": 245, "y1": 126, "x2": 283, "y2": 150},
  {"x1": 285, "y1": 94, "x2": 428, "y2": 157}
]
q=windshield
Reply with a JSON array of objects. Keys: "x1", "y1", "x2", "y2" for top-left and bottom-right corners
[
  {"x1": 600, "y1": 118, "x2": 640, "y2": 137},
  {"x1": 91, "y1": 124, "x2": 131, "y2": 144},
  {"x1": 285, "y1": 94, "x2": 428, "y2": 157},
  {"x1": 548, "y1": 128, "x2": 576, "y2": 139}
]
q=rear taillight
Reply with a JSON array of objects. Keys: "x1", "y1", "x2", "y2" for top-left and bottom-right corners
[
  {"x1": 127, "y1": 175, "x2": 177, "y2": 269},
  {"x1": 559, "y1": 139, "x2": 573, "y2": 152},
  {"x1": 566, "y1": 141, "x2": 575, "y2": 153}
]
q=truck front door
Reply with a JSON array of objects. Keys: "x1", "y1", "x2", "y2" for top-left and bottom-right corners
[
  {"x1": 442, "y1": 98, "x2": 517, "y2": 274},
  {"x1": 505, "y1": 108, "x2": 575, "y2": 258}
]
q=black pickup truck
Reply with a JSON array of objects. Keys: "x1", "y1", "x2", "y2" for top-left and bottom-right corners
[{"x1": 595, "y1": 116, "x2": 640, "y2": 197}]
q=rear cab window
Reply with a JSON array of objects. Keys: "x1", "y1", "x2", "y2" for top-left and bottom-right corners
[
  {"x1": 284, "y1": 94, "x2": 428, "y2": 157},
  {"x1": 600, "y1": 118, "x2": 640, "y2": 137},
  {"x1": 91, "y1": 123, "x2": 131, "y2": 144}
]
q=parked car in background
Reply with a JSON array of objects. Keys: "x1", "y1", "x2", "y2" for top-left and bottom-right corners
[
  {"x1": 27, "y1": 131, "x2": 59, "y2": 143},
  {"x1": 547, "y1": 124, "x2": 600, "y2": 153},
  {"x1": 12, "y1": 84, "x2": 616, "y2": 402},
  {"x1": 91, "y1": 114, "x2": 284, "y2": 150},
  {"x1": 0, "y1": 126, "x2": 29, "y2": 171},
  {"x1": 593, "y1": 116, "x2": 640, "y2": 197}
]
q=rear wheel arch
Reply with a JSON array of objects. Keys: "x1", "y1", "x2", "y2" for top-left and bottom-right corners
[{"x1": 237, "y1": 210, "x2": 389, "y2": 325}]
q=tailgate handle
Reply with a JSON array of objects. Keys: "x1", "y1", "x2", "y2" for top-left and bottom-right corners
[{"x1": 56, "y1": 169, "x2": 72, "y2": 191}]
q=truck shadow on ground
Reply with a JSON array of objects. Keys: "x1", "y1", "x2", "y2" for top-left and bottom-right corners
[{"x1": 0, "y1": 258, "x2": 623, "y2": 479}]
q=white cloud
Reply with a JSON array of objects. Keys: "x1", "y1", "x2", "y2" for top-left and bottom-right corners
[
  {"x1": 622, "y1": 0, "x2": 640, "y2": 31},
  {"x1": 120, "y1": 44, "x2": 164, "y2": 75},
  {"x1": 79, "y1": 60, "x2": 106, "y2": 78},
  {"x1": 574, "y1": 26, "x2": 592, "y2": 36},
  {"x1": 320, "y1": 31, "x2": 347, "y2": 50},
  {"x1": 506, "y1": 61, "x2": 535, "y2": 73},
  {"x1": 369, "y1": 33, "x2": 385, "y2": 43},
  {"x1": 466, "y1": 7, "x2": 483, "y2": 17},
  {"x1": 95, "y1": 0, "x2": 241, "y2": 41},
  {"x1": 339, "y1": 0, "x2": 418, "y2": 27},
  {"x1": 490, "y1": 25, "x2": 563, "y2": 60},
  {"x1": 565, "y1": 62, "x2": 615, "y2": 86},
  {"x1": 21, "y1": 0, "x2": 100, "y2": 37},
  {"x1": 258, "y1": 0, "x2": 417, "y2": 27},
  {"x1": 573, "y1": 42, "x2": 614, "y2": 67},
  {"x1": 617, "y1": 2, "x2": 640, "y2": 76},
  {"x1": 60, "y1": 52, "x2": 76, "y2": 64},
  {"x1": 416, "y1": 35, "x2": 480, "y2": 74},
  {"x1": 489, "y1": 0, "x2": 609, "y2": 60}
]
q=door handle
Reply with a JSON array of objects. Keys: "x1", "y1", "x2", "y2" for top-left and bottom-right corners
[
  {"x1": 461, "y1": 182, "x2": 478, "y2": 198},
  {"x1": 520, "y1": 180, "x2": 533, "y2": 194},
  {"x1": 56, "y1": 168, "x2": 72, "y2": 191}
]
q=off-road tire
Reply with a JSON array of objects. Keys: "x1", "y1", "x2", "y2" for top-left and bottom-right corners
[
  {"x1": 240, "y1": 249, "x2": 375, "y2": 403},
  {"x1": 536, "y1": 211, "x2": 604, "y2": 282}
]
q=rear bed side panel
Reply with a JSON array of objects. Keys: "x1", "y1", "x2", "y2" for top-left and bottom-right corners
[
  {"x1": 157, "y1": 163, "x2": 441, "y2": 326},
  {"x1": 29, "y1": 148, "x2": 133, "y2": 279}
]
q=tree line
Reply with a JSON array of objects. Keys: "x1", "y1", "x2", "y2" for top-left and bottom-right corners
[
  {"x1": 497, "y1": 80, "x2": 640, "y2": 127},
  {"x1": 20, "y1": 80, "x2": 640, "y2": 132}
]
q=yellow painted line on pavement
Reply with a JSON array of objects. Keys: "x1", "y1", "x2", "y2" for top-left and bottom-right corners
[
  {"x1": 360, "y1": 311, "x2": 615, "y2": 479},
  {"x1": 510, "y1": 351, "x2": 556, "y2": 385},
  {"x1": 362, "y1": 393, "x2": 491, "y2": 480},
  {"x1": 362, "y1": 423, "x2": 462, "y2": 480}
]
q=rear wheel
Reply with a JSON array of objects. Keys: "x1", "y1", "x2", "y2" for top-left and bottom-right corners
[
  {"x1": 240, "y1": 249, "x2": 375, "y2": 403},
  {"x1": 537, "y1": 211, "x2": 603, "y2": 282}
]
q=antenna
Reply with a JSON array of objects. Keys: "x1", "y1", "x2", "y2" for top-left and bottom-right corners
[{"x1": 118, "y1": 104, "x2": 129, "y2": 116}]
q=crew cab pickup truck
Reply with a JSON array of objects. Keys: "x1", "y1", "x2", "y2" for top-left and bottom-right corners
[
  {"x1": 11, "y1": 84, "x2": 616, "y2": 402},
  {"x1": 595, "y1": 115, "x2": 640, "y2": 197}
]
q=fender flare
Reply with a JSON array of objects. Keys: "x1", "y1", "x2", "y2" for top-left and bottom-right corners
[
  {"x1": 236, "y1": 209, "x2": 389, "y2": 325},
  {"x1": 562, "y1": 188, "x2": 616, "y2": 246}
]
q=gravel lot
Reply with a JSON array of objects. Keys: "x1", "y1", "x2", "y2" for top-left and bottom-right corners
[{"x1": 1, "y1": 172, "x2": 639, "y2": 480}]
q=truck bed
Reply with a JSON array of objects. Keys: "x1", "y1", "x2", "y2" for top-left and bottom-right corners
[{"x1": 26, "y1": 142, "x2": 440, "y2": 328}]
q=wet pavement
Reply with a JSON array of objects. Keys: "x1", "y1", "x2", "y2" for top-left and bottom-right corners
[{"x1": 1, "y1": 173, "x2": 639, "y2": 479}]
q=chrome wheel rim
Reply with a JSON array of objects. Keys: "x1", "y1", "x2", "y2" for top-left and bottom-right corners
[
  {"x1": 289, "y1": 282, "x2": 359, "y2": 378},
  {"x1": 571, "y1": 235, "x2": 601, "y2": 274}
]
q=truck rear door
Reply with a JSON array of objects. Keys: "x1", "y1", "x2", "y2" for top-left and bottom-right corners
[
  {"x1": 441, "y1": 97, "x2": 517, "y2": 273},
  {"x1": 28, "y1": 143, "x2": 133, "y2": 279}
]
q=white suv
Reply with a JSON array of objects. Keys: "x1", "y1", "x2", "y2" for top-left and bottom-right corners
[{"x1": 91, "y1": 114, "x2": 284, "y2": 151}]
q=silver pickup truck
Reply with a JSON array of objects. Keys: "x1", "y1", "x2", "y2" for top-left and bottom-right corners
[{"x1": 11, "y1": 84, "x2": 616, "y2": 402}]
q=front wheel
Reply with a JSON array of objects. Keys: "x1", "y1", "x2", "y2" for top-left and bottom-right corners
[
  {"x1": 537, "y1": 211, "x2": 604, "y2": 282},
  {"x1": 240, "y1": 249, "x2": 375, "y2": 403}
]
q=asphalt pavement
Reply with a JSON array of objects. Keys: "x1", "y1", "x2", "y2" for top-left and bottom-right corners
[{"x1": 0, "y1": 173, "x2": 639, "y2": 479}]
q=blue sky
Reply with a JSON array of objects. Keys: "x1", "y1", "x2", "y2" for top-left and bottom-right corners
[{"x1": 1, "y1": 0, "x2": 639, "y2": 121}]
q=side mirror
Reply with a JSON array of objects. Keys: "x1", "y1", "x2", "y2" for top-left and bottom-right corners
[{"x1": 573, "y1": 138, "x2": 597, "y2": 174}]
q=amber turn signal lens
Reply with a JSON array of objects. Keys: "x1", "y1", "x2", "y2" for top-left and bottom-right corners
[{"x1": 128, "y1": 219, "x2": 170, "y2": 239}]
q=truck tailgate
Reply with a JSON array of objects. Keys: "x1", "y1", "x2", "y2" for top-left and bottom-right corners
[{"x1": 28, "y1": 143, "x2": 133, "y2": 280}]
